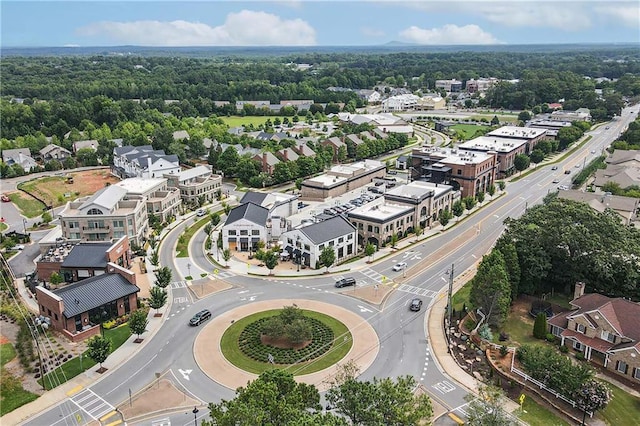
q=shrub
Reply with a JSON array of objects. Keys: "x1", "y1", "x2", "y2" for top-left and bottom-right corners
[
  {"x1": 479, "y1": 324, "x2": 493, "y2": 341},
  {"x1": 576, "y1": 352, "x2": 586, "y2": 361},
  {"x1": 559, "y1": 345, "x2": 569, "y2": 353},
  {"x1": 546, "y1": 333, "x2": 556, "y2": 343},
  {"x1": 533, "y1": 312, "x2": 548, "y2": 339},
  {"x1": 500, "y1": 345, "x2": 508, "y2": 358}
]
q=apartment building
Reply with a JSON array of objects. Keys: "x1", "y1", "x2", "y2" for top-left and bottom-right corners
[
  {"x1": 114, "y1": 177, "x2": 181, "y2": 222},
  {"x1": 409, "y1": 146, "x2": 497, "y2": 198},
  {"x1": 112, "y1": 145, "x2": 180, "y2": 179},
  {"x1": 164, "y1": 165, "x2": 223, "y2": 205},
  {"x1": 58, "y1": 185, "x2": 149, "y2": 246}
]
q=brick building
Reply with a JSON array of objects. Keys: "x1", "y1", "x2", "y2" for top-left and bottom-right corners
[{"x1": 300, "y1": 160, "x2": 386, "y2": 201}]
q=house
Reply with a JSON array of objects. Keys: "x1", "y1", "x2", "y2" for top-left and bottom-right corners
[
  {"x1": 320, "y1": 136, "x2": 346, "y2": 161},
  {"x1": 300, "y1": 160, "x2": 386, "y2": 201},
  {"x1": 556, "y1": 190, "x2": 639, "y2": 225},
  {"x1": 36, "y1": 237, "x2": 131, "y2": 283},
  {"x1": 280, "y1": 215, "x2": 357, "y2": 268},
  {"x1": 39, "y1": 144, "x2": 72, "y2": 162},
  {"x1": 253, "y1": 152, "x2": 281, "y2": 174},
  {"x1": 112, "y1": 145, "x2": 180, "y2": 179},
  {"x1": 221, "y1": 202, "x2": 269, "y2": 252},
  {"x1": 277, "y1": 148, "x2": 299, "y2": 162},
  {"x1": 164, "y1": 165, "x2": 223, "y2": 205},
  {"x1": 345, "y1": 134, "x2": 365, "y2": 147},
  {"x1": 1, "y1": 148, "x2": 38, "y2": 172},
  {"x1": 114, "y1": 177, "x2": 182, "y2": 222},
  {"x1": 372, "y1": 128, "x2": 389, "y2": 139},
  {"x1": 58, "y1": 185, "x2": 149, "y2": 245},
  {"x1": 35, "y1": 263, "x2": 140, "y2": 342},
  {"x1": 172, "y1": 130, "x2": 190, "y2": 141},
  {"x1": 356, "y1": 89, "x2": 381, "y2": 104},
  {"x1": 549, "y1": 283, "x2": 640, "y2": 383},
  {"x1": 73, "y1": 140, "x2": 99, "y2": 153},
  {"x1": 593, "y1": 150, "x2": 640, "y2": 191},
  {"x1": 293, "y1": 142, "x2": 316, "y2": 158},
  {"x1": 239, "y1": 191, "x2": 298, "y2": 238},
  {"x1": 359, "y1": 131, "x2": 376, "y2": 142},
  {"x1": 396, "y1": 155, "x2": 408, "y2": 170}
]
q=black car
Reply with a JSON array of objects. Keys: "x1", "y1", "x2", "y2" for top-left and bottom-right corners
[
  {"x1": 409, "y1": 299, "x2": 423, "y2": 311},
  {"x1": 335, "y1": 277, "x2": 356, "y2": 288},
  {"x1": 189, "y1": 309, "x2": 212, "y2": 326}
]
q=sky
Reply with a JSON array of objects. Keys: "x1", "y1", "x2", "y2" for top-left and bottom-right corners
[{"x1": 2, "y1": 1, "x2": 639, "y2": 47}]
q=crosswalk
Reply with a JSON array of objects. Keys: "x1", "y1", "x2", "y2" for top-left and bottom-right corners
[
  {"x1": 214, "y1": 270, "x2": 234, "y2": 279},
  {"x1": 170, "y1": 280, "x2": 187, "y2": 289},
  {"x1": 397, "y1": 284, "x2": 437, "y2": 298},
  {"x1": 359, "y1": 267, "x2": 387, "y2": 284},
  {"x1": 69, "y1": 388, "x2": 116, "y2": 422}
]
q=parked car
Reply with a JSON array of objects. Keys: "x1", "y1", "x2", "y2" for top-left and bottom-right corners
[
  {"x1": 558, "y1": 185, "x2": 569, "y2": 191},
  {"x1": 392, "y1": 262, "x2": 407, "y2": 271},
  {"x1": 189, "y1": 309, "x2": 212, "y2": 326},
  {"x1": 323, "y1": 208, "x2": 337, "y2": 215},
  {"x1": 409, "y1": 298, "x2": 423, "y2": 311},
  {"x1": 552, "y1": 178, "x2": 560, "y2": 184},
  {"x1": 335, "y1": 277, "x2": 356, "y2": 288},
  {"x1": 196, "y1": 209, "x2": 206, "y2": 217},
  {"x1": 388, "y1": 170, "x2": 398, "y2": 175},
  {"x1": 374, "y1": 181, "x2": 384, "y2": 186}
]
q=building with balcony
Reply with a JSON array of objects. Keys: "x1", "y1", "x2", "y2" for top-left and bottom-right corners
[
  {"x1": 164, "y1": 165, "x2": 222, "y2": 205},
  {"x1": 112, "y1": 145, "x2": 180, "y2": 179},
  {"x1": 58, "y1": 185, "x2": 148, "y2": 246},
  {"x1": 114, "y1": 177, "x2": 181, "y2": 222}
]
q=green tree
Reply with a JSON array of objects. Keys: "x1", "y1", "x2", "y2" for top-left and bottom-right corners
[
  {"x1": 514, "y1": 154, "x2": 530, "y2": 172},
  {"x1": 533, "y1": 312, "x2": 548, "y2": 339},
  {"x1": 390, "y1": 233, "x2": 398, "y2": 248},
  {"x1": 452, "y1": 199, "x2": 464, "y2": 217},
  {"x1": 487, "y1": 183, "x2": 496, "y2": 196},
  {"x1": 149, "y1": 249, "x2": 159, "y2": 267},
  {"x1": 154, "y1": 266, "x2": 172, "y2": 288},
  {"x1": 205, "y1": 370, "x2": 326, "y2": 426},
  {"x1": 438, "y1": 207, "x2": 453, "y2": 226},
  {"x1": 463, "y1": 196, "x2": 477, "y2": 210},
  {"x1": 128, "y1": 309, "x2": 149, "y2": 341},
  {"x1": 470, "y1": 250, "x2": 512, "y2": 326},
  {"x1": 365, "y1": 242, "x2": 376, "y2": 261},
  {"x1": 573, "y1": 379, "x2": 612, "y2": 426},
  {"x1": 495, "y1": 240, "x2": 520, "y2": 299},
  {"x1": 476, "y1": 191, "x2": 485, "y2": 203},
  {"x1": 491, "y1": 115, "x2": 500, "y2": 125},
  {"x1": 414, "y1": 225, "x2": 423, "y2": 241},
  {"x1": 41, "y1": 211, "x2": 52, "y2": 224},
  {"x1": 530, "y1": 149, "x2": 544, "y2": 164},
  {"x1": 49, "y1": 272, "x2": 63, "y2": 285},
  {"x1": 464, "y1": 384, "x2": 511, "y2": 426},
  {"x1": 149, "y1": 286, "x2": 168, "y2": 316},
  {"x1": 210, "y1": 212, "x2": 221, "y2": 226},
  {"x1": 86, "y1": 335, "x2": 111, "y2": 370},
  {"x1": 518, "y1": 111, "x2": 532, "y2": 122},
  {"x1": 319, "y1": 246, "x2": 336, "y2": 272},
  {"x1": 263, "y1": 250, "x2": 278, "y2": 275},
  {"x1": 222, "y1": 248, "x2": 231, "y2": 266}
]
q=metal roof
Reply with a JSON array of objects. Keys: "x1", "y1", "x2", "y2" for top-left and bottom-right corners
[
  {"x1": 79, "y1": 185, "x2": 128, "y2": 211},
  {"x1": 299, "y1": 215, "x2": 356, "y2": 244},
  {"x1": 225, "y1": 202, "x2": 269, "y2": 226},
  {"x1": 55, "y1": 273, "x2": 139, "y2": 319},
  {"x1": 240, "y1": 192, "x2": 269, "y2": 205},
  {"x1": 61, "y1": 243, "x2": 112, "y2": 268}
]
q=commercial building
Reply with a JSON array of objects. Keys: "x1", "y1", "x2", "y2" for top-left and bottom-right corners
[
  {"x1": 409, "y1": 145, "x2": 497, "y2": 198},
  {"x1": 164, "y1": 165, "x2": 223, "y2": 205},
  {"x1": 550, "y1": 108, "x2": 591, "y2": 122},
  {"x1": 35, "y1": 263, "x2": 140, "y2": 342},
  {"x1": 300, "y1": 160, "x2": 386, "y2": 201},
  {"x1": 465, "y1": 78, "x2": 498, "y2": 93},
  {"x1": 58, "y1": 185, "x2": 149, "y2": 246},
  {"x1": 381, "y1": 94, "x2": 420, "y2": 112},
  {"x1": 114, "y1": 178, "x2": 181, "y2": 222},
  {"x1": 280, "y1": 215, "x2": 357, "y2": 268},
  {"x1": 435, "y1": 79, "x2": 463, "y2": 93},
  {"x1": 221, "y1": 202, "x2": 270, "y2": 252},
  {"x1": 239, "y1": 191, "x2": 299, "y2": 239}
]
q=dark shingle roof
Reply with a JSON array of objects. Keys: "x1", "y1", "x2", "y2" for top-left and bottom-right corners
[
  {"x1": 240, "y1": 192, "x2": 269, "y2": 205},
  {"x1": 55, "y1": 274, "x2": 139, "y2": 318},
  {"x1": 225, "y1": 202, "x2": 269, "y2": 226},
  {"x1": 61, "y1": 243, "x2": 112, "y2": 268},
  {"x1": 300, "y1": 215, "x2": 356, "y2": 244}
]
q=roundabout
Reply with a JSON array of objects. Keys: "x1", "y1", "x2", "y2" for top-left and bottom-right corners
[{"x1": 193, "y1": 299, "x2": 379, "y2": 391}]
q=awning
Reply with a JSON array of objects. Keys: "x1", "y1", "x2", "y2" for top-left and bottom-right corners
[{"x1": 293, "y1": 248, "x2": 302, "y2": 257}]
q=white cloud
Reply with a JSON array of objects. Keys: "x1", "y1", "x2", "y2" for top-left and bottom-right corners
[
  {"x1": 400, "y1": 24, "x2": 499, "y2": 44},
  {"x1": 76, "y1": 10, "x2": 316, "y2": 46},
  {"x1": 595, "y1": 5, "x2": 640, "y2": 27},
  {"x1": 361, "y1": 26, "x2": 386, "y2": 37}
]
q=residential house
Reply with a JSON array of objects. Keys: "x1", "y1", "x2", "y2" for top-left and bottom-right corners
[
  {"x1": 221, "y1": 202, "x2": 270, "y2": 252},
  {"x1": 280, "y1": 215, "x2": 357, "y2": 268},
  {"x1": 73, "y1": 140, "x2": 99, "y2": 153},
  {"x1": 172, "y1": 130, "x2": 190, "y2": 141},
  {"x1": 112, "y1": 145, "x2": 180, "y2": 179},
  {"x1": 253, "y1": 152, "x2": 281, "y2": 174},
  {"x1": 2, "y1": 148, "x2": 38, "y2": 172},
  {"x1": 277, "y1": 148, "x2": 299, "y2": 162},
  {"x1": 293, "y1": 142, "x2": 316, "y2": 158},
  {"x1": 164, "y1": 165, "x2": 223, "y2": 205},
  {"x1": 239, "y1": 191, "x2": 298, "y2": 239},
  {"x1": 593, "y1": 150, "x2": 640, "y2": 191},
  {"x1": 58, "y1": 185, "x2": 149, "y2": 245},
  {"x1": 39, "y1": 144, "x2": 72, "y2": 162},
  {"x1": 320, "y1": 136, "x2": 346, "y2": 161},
  {"x1": 345, "y1": 134, "x2": 365, "y2": 147},
  {"x1": 35, "y1": 263, "x2": 140, "y2": 342},
  {"x1": 301, "y1": 160, "x2": 386, "y2": 201},
  {"x1": 356, "y1": 89, "x2": 381, "y2": 104},
  {"x1": 557, "y1": 190, "x2": 639, "y2": 225},
  {"x1": 114, "y1": 177, "x2": 182, "y2": 222},
  {"x1": 36, "y1": 237, "x2": 131, "y2": 282},
  {"x1": 549, "y1": 283, "x2": 640, "y2": 384}
]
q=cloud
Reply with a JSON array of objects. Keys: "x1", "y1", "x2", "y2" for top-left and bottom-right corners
[
  {"x1": 76, "y1": 10, "x2": 316, "y2": 46},
  {"x1": 595, "y1": 5, "x2": 640, "y2": 27},
  {"x1": 400, "y1": 24, "x2": 499, "y2": 44},
  {"x1": 361, "y1": 26, "x2": 386, "y2": 37}
]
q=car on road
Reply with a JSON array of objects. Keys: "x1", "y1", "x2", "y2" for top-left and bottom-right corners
[
  {"x1": 335, "y1": 277, "x2": 356, "y2": 288},
  {"x1": 558, "y1": 185, "x2": 569, "y2": 191},
  {"x1": 552, "y1": 178, "x2": 560, "y2": 183},
  {"x1": 575, "y1": 164, "x2": 581, "y2": 168},
  {"x1": 196, "y1": 209, "x2": 206, "y2": 217},
  {"x1": 591, "y1": 150, "x2": 596, "y2": 154},
  {"x1": 551, "y1": 166, "x2": 558, "y2": 171},
  {"x1": 387, "y1": 170, "x2": 398, "y2": 175},
  {"x1": 605, "y1": 126, "x2": 610, "y2": 130},
  {"x1": 564, "y1": 170, "x2": 571, "y2": 174},
  {"x1": 1, "y1": 194, "x2": 9, "y2": 202},
  {"x1": 409, "y1": 298, "x2": 423, "y2": 311},
  {"x1": 11, "y1": 244, "x2": 25, "y2": 251},
  {"x1": 189, "y1": 309, "x2": 212, "y2": 326},
  {"x1": 392, "y1": 262, "x2": 407, "y2": 271}
]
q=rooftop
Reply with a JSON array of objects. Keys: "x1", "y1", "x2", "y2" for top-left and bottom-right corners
[
  {"x1": 348, "y1": 199, "x2": 413, "y2": 221},
  {"x1": 386, "y1": 181, "x2": 453, "y2": 200},
  {"x1": 170, "y1": 165, "x2": 212, "y2": 182},
  {"x1": 298, "y1": 215, "x2": 356, "y2": 244},
  {"x1": 459, "y1": 136, "x2": 528, "y2": 153},
  {"x1": 114, "y1": 177, "x2": 167, "y2": 195},
  {"x1": 225, "y1": 202, "x2": 269, "y2": 226},
  {"x1": 61, "y1": 243, "x2": 112, "y2": 268},
  {"x1": 79, "y1": 185, "x2": 129, "y2": 211},
  {"x1": 486, "y1": 126, "x2": 547, "y2": 139}
]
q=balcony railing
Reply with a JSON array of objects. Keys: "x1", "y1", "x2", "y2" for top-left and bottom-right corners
[{"x1": 82, "y1": 226, "x2": 110, "y2": 232}]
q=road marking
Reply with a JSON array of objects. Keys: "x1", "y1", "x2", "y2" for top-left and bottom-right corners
[
  {"x1": 432, "y1": 380, "x2": 456, "y2": 394},
  {"x1": 357, "y1": 305, "x2": 373, "y2": 313},
  {"x1": 173, "y1": 297, "x2": 188, "y2": 304},
  {"x1": 66, "y1": 385, "x2": 83, "y2": 396},
  {"x1": 178, "y1": 368, "x2": 192, "y2": 381},
  {"x1": 152, "y1": 419, "x2": 171, "y2": 426},
  {"x1": 397, "y1": 284, "x2": 437, "y2": 298},
  {"x1": 69, "y1": 388, "x2": 116, "y2": 421},
  {"x1": 170, "y1": 281, "x2": 186, "y2": 289}
]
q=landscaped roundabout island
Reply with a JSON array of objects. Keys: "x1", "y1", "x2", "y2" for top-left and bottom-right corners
[{"x1": 193, "y1": 299, "x2": 379, "y2": 390}]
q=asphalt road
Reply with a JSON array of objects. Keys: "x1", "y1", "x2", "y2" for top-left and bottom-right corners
[{"x1": 24, "y1": 107, "x2": 637, "y2": 426}]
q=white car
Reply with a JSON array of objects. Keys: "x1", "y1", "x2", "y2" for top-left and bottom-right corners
[
  {"x1": 196, "y1": 209, "x2": 206, "y2": 217},
  {"x1": 11, "y1": 244, "x2": 25, "y2": 251},
  {"x1": 552, "y1": 178, "x2": 560, "y2": 184},
  {"x1": 392, "y1": 262, "x2": 407, "y2": 271}
]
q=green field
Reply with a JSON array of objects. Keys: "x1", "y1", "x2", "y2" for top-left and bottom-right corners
[
  {"x1": 470, "y1": 114, "x2": 518, "y2": 123},
  {"x1": 177, "y1": 215, "x2": 212, "y2": 258},
  {"x1": 449, "y1": 124, "x2": 491, "y2": 140},
  {"x1": 221, "y1": 309, "x2": 352, "y2": 375},
  {"x1": 518, "y1": 396, "x2": 570, "y2": 426},
  {"x1": 8, "y1": 193, "x2": 46, "y2": 218},
  {"x1": 600, "y1": 381, "x2": 640, "y2": 425},
  {"x1": 1, "y1": 343, "x2": 39, "y2": 415},
  {"x1": 221, "y1": 115, "x2": 291, "y2": 127}
]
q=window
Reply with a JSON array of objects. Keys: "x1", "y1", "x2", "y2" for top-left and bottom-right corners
[
  {"x1": 252, "y1": 230, "x2": 260, "y2": 235},
  {"x1": 69, "y1": 221, "x2": 79, "y2": 229},
  {"x1": 329, "y1": 241, "x2": 334, "y2": 247},
  {"x1": 601, "y1": 330, "x2": 616, "y2": 343},
  {"x1": 87, "y1": 208, "x2": 103, "y2": 215},
  {"x1": 240, "y1": 230, "x2": 248, "y2": 236},
  {"x1": 616, "y1": 361, "x2": 629, "y2": 374},
  {"x1": 367, "y1": 225, "x2": 373, "y2": 232},
  {"x1": 304, "y1": 244, "x2": 310, "y2": 251},
  {"x1": 228, "y1": 230, "x2": 237, "y2": 235},
  {"x1": 348, "y1": 234, "x2": 353, "y2": 240},
  {"x1": 288, "y1": 238, "x2": 293, "y2": 244},
  {"x1": 319, "y1": 244, "x2": 325, "y2": 250},
  {"x1": 457, "y1": 169, "x2": 462, "y2": 175},
  {"x1": 575, "y1": 323, "x2": 586, "y2": 334},
  {"x1": 634, "y1": 367, "x2": 640, "y2": 380},
  {"x1": 573, "y1": 341, "x2": 583, "y2": 351},
  {"x1": 338, "y1": 237, "x2": 344, "y2": 243}
]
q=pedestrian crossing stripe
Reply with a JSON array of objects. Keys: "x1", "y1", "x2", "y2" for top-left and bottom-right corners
[
  {"x1": 397, "y1": 284, "x2": 437, "y2": 298},
  {"x1": 170, "y1": 281, "x2": 187, "y2": 288}
]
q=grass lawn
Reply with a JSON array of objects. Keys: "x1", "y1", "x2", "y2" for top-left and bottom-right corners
[
  {"x1": 494, "y1": 315, "x2": 539, "y2": 347},
  {"x1": 451, "y1": 282, "x2": 471, "y2": 313},
  {"x1": 221, "y1": 309, "x2": 352, "y2": 375},
  {"x1": 176, "y1": 216, "x2": 211, "y2": 257},
  {"x1": 469, "y1": 114, "x2": 519, "y2": 123},
  {"x1": 449, "y1": 124, "x2": 491, "y2": 140},
  {"x1": 0, "y1": 222, "x2": 7, "y2": 232},
  {"x1": 1, "y1": 343, "x2": 39, "y2": 416},
  {"x1": 39, "y1": 325, "x2": 132, "y2": 390},
  {"x1": 518, "y1": 397, "x2": 570, "y2": 426},
  {"x1": 8, "y1": 192, "x2": 46, "y2": 218},
  {"x1": 220, "y1": 116, "x2": 290, "y2": 127},
  {"x1": 599, "y1": 381, "x2": 640, "y2": 425}
]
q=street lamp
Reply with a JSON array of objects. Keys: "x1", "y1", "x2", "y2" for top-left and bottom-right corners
[
  {"x1": 187, "y1": 263, "x2": 191, "y2": 278},
  {"x1": 22, "y1": 218, "x2": 28, "y2": 234},
  {"x1": 192, "y1": 406, "x2": 199, "y2": 426}
]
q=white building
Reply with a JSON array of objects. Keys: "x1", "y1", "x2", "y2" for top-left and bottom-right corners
[
  {"x1": 164, "y1": 165, "x2": 223, "y2": 205},
  {"x1": 381, "y1": 94, "x2": 420, "y2": 112},
  {"x1": 113, "y1": 177, "x2": 181, "y2": 222},
  {"x1": 280, "y1": 215, "x2": 357, "y2": 269},
  {"x1": 239, "y1": 192, "x2": 299, "y2": 239},
  {"x1": 221, "y1": 202, "x2": 270, "y2": 252},
  {"x1": 112, "y1": 145, "x2": 180, "y2": 179}
]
